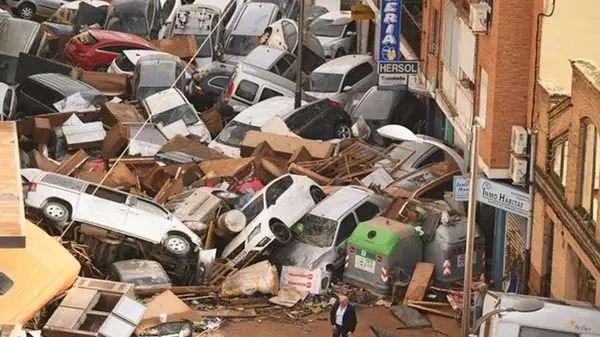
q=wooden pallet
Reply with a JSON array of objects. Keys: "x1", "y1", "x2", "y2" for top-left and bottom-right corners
[{"x1": 211, "y1": 260, "x2": 238, "y2": 286}]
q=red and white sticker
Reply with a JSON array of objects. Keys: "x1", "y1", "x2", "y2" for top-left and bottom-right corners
[
  {"x1": 345, "y1": 255, "x2": 349, "y2": 270},
  {"x1": 381, "y1": 266, "x2": 389, "y2": 284},
  {"x1": 376, "y1": 254, "x2": 384, "y2": 264},
  {"x1": 443, "y1": 259, "x2": 452, "y2": 277},
  {"x1": 349, "y1": 246, "x2": 356, "y2": 254}
]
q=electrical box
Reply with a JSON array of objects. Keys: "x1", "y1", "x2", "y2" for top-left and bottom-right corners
[
  {"x1": 509, "y1": 153, "x2": 527, "y2": 185},
  {"x1": 469, "y1": 3, "x2": 491, "y2": 32},
  {"x1": 511, "y1": 125, "x2": 528, "y2": 155}
]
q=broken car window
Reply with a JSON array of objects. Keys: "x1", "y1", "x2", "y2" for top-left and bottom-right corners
[
  {"x1": 313, "y1": 19, "x2": 344, "y2": 37},
  {"x1": 303, "y1": 72, "x2": 342, "y2": 93},
  {"x1": 215, "y1": 121, "x2": 260, "y2": 147},
  {"x1": 292, "y1": 214, "x2": 337, "y2": 248},
  {"x1": 133, "y1": 198, "x2": 169, "y2": 218},
  {"x1": 242, "y1": 195, "x2": 265, "y2": 224},
  {"x1": 265, "y1": 175, "x2": 293, "y2": 207},
  {"x1": 153, "y1": 103, "x2": 200, "y2": 126}
]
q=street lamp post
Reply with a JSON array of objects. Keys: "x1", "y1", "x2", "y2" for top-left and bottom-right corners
[
  {"x1": 294, "y1": 13, "x2": 353, "y2": 108},
  {"x1": 470, "y1": 298, "x2": 544, "y2": 336}
]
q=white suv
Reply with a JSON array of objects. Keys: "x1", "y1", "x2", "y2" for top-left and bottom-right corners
[{"x1": 21, "y1": 168, "x2": 203, "y2": 257}]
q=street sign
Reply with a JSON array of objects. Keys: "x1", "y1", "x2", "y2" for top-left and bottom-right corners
[
  {"x1": 351, "y1": 4, "x2": 374, "y2": 20},
  {"x1": 379, "y1": 0, "x2": 402, "y2": 61},
  {"x1": 453, "y1": 176, "x2": 470, "y2": 201},
  {"x1": 377, "y1": 60, "x2": 419, "y2": 90}
]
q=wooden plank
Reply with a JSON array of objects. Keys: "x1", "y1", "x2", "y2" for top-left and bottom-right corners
[
  {"x1": 240, "y1": 130, "x2": 334, "y2": 159},
  {"x1": 406, "y1": 303, "x2": 456, "y2": 318},
  {"x1": 288, "y1": 163, "x2": 331, "y2": 185},
  {"x1": 0, "y1": 122, "x2": 26, "y2": 248},
  {"x1": 403, "y1": 262, "x2": 435, "y2": 304},
  {"x1": 134, "y1": 286, "x2": 218, "y2": 297},
  {"x1": 55, "y1": 149, "x2": 89, "y2": 176},
  {"x1": 407, "y1": 300, "x2": 451, "y2": 307},
  {"x1": 196, "y1": 309, "x2": 257, "y2": 318}
]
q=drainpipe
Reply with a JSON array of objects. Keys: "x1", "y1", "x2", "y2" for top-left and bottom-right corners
[{"x1": 522, "y1": 128, "x2": 538, "y2": 294}]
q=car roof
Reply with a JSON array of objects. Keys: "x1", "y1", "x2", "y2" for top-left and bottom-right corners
[
  {"x1": 313, "y1": 54, "x2": 373, "y2": 74},
  {"x1": 232, "y1": 2, "x2": 278, "y2": 35},
  {"x1": 88, "y1": 29, "x2": 154, "y2": 47},
  {"x1": 317, "y1": 10, "x2": 351, "y2": 21},
  {"x1": 309, "y1": 186, "x2": 371, "y2": 220},
  {"x1": 236, "y1": 62, "x2": 296, "y2": 91},
  {"x1": 27, "y1": 73, "x2": 100, "y2": 96},
  {"x1": 243, "y1": 46, "x2": 288, "y2": 69},
  {"x1": 144, "y1": 88, "x2": 187, "y2": 114},
  {"x1": 232, "y1": 96, "x2": 305, "y2": 126},
  {"x1": 63, "y1": 0, "x2": 110, "y2": 9}
]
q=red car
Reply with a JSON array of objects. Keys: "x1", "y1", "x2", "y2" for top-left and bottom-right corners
[{"x1": 65, "y1": 29, "x2": 156, "y2": 72}]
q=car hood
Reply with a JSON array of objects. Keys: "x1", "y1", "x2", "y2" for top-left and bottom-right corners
[
  {"x1": 277, "y1": 240, "x2": 331, "y2": 270},
  {"x1": 316, "y1": 36, "x2": 341, "y2": 48},
  {"x1": 208, "y1": 141, "x2": 241, "y2": 158},
  {"x1": 305, "y1": 91, "x2": 336, "y2": 100}
]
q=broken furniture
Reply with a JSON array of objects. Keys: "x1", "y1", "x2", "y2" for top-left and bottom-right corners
[{"x1": 43, "y1": 278, "x2": 145, "y2": 337}]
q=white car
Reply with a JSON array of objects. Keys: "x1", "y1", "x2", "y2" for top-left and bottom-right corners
[
  {"x1": 311, "y1": 11, "x2": 356, "y2": 59},
  {"x1": 158, "y1": 0, "x2": 182, "y2": 39},
  {"x1": 21, "y1": 168, "x2": 203, "y2": 257},
  {"x1": 273, "y1": 186, "x2": 392, "y2": 293},
  {"x1": 221, "y1": 174, "x2": 327, "y2": 268},
  {"x1": 108, "y1": 50, "x2": 193, "y2": 81},
  {"x1": 303, "y1": 54, "x2": 377, "y2": 109}
]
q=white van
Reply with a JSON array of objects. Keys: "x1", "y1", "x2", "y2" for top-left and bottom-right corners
[{"x1": 478, "y1": 291, "x2": 600, "y2": 337}]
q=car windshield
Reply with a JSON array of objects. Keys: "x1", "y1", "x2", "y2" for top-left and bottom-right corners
[
  {"x1": 224, "y1": 35, "x2": 257, "y2": 56},
  {"x1": 313, "y1": 19, "x2": 344, "y2": 37},
  {"x1": 303, "y1": 72, "x2": 343, "y2": 93},
  {"x1": 138, "y1": 86, "x2": 171, "y2": 99},
  {"x1": 216, "y1": 120, "x2": 260, "y2": 147},
  {"x1": 292, "y1": 214, "x2": 337, "y2": 248},
  {"x1": 175, "y1": 33, "x2": 212, "y2": 58},
  {"x1": 107, "y1": 6, "x2": 149, "y2": 36},
  {"x1": 242, "y1": 195, "x2": 265, "y2": 224},
  {"x1": 152, "y1": 103, "x2": 200, "y2": 126}
]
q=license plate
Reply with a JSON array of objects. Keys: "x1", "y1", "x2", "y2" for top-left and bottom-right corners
[
  {"x1": 355, "y1": 255, "x2": 375, "y2": 273},
  {"x1": 457, "y1": 253, "x2": 476, "y2": 268}
]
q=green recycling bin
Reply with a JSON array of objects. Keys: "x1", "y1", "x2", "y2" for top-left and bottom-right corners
[{"x1": 343, "y1": 217, "x2": 423, "y2": 294}]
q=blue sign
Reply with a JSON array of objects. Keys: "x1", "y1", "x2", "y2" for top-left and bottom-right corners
[
  {"x1": 379, "y1": 0, "x2": 402, "y2": 61},
  {"x1": 453, "y1": 176, "x2": 470, "y2": 201},
  {"x1": 378, "y1": 61, "x2": 419, "y2": 75}
]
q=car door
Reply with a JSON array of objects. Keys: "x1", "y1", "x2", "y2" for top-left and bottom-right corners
[
  {"x1": 290, "y1": 100, "x2": 328, "y2": 139},
  {"x1": 125, "y1": 196, "x2": 171, "y2": 243},
  {"x1": 75, "y1": 184, "x2": 129, "y2": 232},
  {"x1": 331, "y1": 212, "x2": 358, "y2": 268}
]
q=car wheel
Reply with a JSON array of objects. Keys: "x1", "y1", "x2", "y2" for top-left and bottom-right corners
[
  {"x1": 94, "y1": 64, "x2": 109, "y2": 72},
  {"x1": 42, "y1": 201, "x2": 70, "y2": 226},
  {"x1": 17, "y1": 3, "x2": 35, "y2": 20},
  {"x1": 310, "y1": 186, "x2": 326, "y2": 203},
  {"x1": 335, "y1": 48, "x2": 346, "y2": 58},
  {"x1": 163, "y1": 234, "x2": 191, "y2": 256},
  {"x1": 334, "y1": 122, "x2": 353, "y2": 139},
  {"x1": 213, "y1": 190, "x2": 239, "y2": 204},
  {"x1": 270, "y1": 221, "x2": 291, "y2": 243}
]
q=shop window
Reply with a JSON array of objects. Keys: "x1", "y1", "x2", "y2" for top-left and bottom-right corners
[
  {"x1": 431, "y1": 9, "x2": 439, "y2": 55},
  {"x1": 579, "y1": 121, "x2": 600, "y2": 224},
  {"x1": 550, "y1": 134, "x2": 568, "y2": 187}
]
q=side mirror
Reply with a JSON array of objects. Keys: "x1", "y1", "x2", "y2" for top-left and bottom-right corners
[
  {"x1": 343, "y1": 85, "x2": 353, "y2": 92},
  {"x1": 345, "y1": 31, "x2": 357, "y2": 37}
]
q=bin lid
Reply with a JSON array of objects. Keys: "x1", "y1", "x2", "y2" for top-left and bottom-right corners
[
  {"x1": 348, "y1": 217, "x2": 420, "y2": 257},
  {"x1": 437, "y1": 219, "x2": 482, "y2": 244}
]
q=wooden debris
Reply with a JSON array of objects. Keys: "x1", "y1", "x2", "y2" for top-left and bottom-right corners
[
  {"x1": 134, "y1": 285, "x2": 219, "y2": 297},
  {"x1": 211, "y1": 260, "x2": 238, "y2": 286},
  {"x1": 288, "y1": 163, "x2": 331, "y2": 185},
  {"x1": 197, "y1": 309, "x2": 257, "y2": 318},
  {"x1": 403, "y1": 262, "x2": 435, "y2": 304},
  {"x1": 240, "y1": 130, "x2": 335, "y2": 159},
  {"x1": 55, "y1": 149, "x2": 89, "y2": 176},
  {"x1": 406, "y1": 303, "x2": 456, "y2": 318}
]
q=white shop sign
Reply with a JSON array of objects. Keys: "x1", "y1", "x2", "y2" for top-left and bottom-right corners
[{"x1": 280, "y1": 266, "x2": 324, "y2": 295}]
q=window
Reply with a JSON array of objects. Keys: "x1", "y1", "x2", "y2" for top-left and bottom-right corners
[
  {"x1": 208, "y1": 76, "x2": 229, "y2": 90},
  {"x1": 41, "y1": 173, "x2": 87, "y2": 191},
  {"x1": 335, "y1": 214, "x2": 357, "y2": 246},
  {"x1": 431, "y1": 9, "x2": 440, "y2": 55},
  {"x1": 133, "y1": 198, "x2": 169, "y2": 218},
  {"x1": 283, "y1": 54, "x2": 296, "y2": 66},
  {"x1": 20, "y1": 83, "x2": 61, "y2": 109},
  {"x1": 479, "y1": 68, "x2": 488, "y2": 127},
  {"x1": 442, "y1": 2, "x2": 461, "y2": 75},
  {"x1": 417, "y1": 149, "x2": 446, "y2": 168},
  {"x1": 355, "y1": 202, "x2": 380, "y2": 222},
  {"x1": 0, "y1": 272, "x2": 13, "y2": 295},
  {"x1": 3, "y1": 89, "x2": 12, "y2": 119},
  {"x1": 242, "y1": 196, "x2": 265, "y2": 224},
  {"x1": 259, "y1": 87, "x2": 283, "y2": 101},
  {"x1": 419, "y1": 178, "x2": 454, "y2": 199},
  {"x1": 265, "y1": 175, "x2": 293, "y2": 207},
  {"x1": 551, "y1": 135, "x2": 568, "y2": 186},
  {"x1": 285, "y1": 100, "x2": 328, "y2": 131},
  {"x1": 274, "y1": 57, "x2": 292, "y2": 75},
  {"x1": 518, "y1": 327, "x2": 577, "y2": 337},
  {"x1": 343, "y1": 62, "x2": 374, "y2": 89},
  {"x1": 579, "y1": 121, "x2": 600, "y2": 223},
  {"x1": 161, "y1": 0, "x2": 176, "y2": 20},
  {"x1": 85, "y1": 185, "x2": 128, "y2": 204},
  {"x1": 98, "y1": 45, "x2": 126, "y2": 54},
  {"x1": 235, "y1": 80, "x2": 259, "y2": 102}
]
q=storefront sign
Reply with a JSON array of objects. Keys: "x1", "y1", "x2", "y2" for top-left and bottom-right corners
[
  {"x1": 453, "y1": 176, "x2": 470, "y2": 201},
  {"x1": 351, "y1": 4, "x2": 374, "y2": 20},
  {"x1": 280, "y1": 266, "x2": 323, "y2": 295},
  {"x1": 378, "y1": 0, "x2": 402, "y2": 61},
  {"x1": 476, "y1": 177, "x2": 530, "y2": 217}
]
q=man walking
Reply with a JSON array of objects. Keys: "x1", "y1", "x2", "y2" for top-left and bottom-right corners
[{"x1": 330, "y1": 295, "x2": 357, "y2": 337}]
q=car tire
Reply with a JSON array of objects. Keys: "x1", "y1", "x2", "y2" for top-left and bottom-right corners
[
  {"x1": 42, "y1": 201, "x2": 70, "y2": 227},
  {"x1": 270, "y1": 221, "x2": 291, "y2": 243},
  {"x1": 163, "y1": 234, "x2": 191, "y2": 256},
  {"x1": 16, "y1": 3, "x2": 35, "y2": 20},
  {"x1": 94, "y1": 64, "x2": 109, "y2": 72},
  {"x1": 335, "y1": 48, "x2": 346, "y2": 58},
  {"x1": 310, "y1": 186, "x2": 326, "y2": 203},
  {"x1": 334, "y1": 122, "x2": 353, "y2": 139}
]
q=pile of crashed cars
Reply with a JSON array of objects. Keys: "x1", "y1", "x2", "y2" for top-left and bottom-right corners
[{"x1": 0, "y1": 0, "x2": 485, "y2": 335}]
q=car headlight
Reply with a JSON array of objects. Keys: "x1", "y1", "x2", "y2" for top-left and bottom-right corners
[{"x1": 247, "y1": 223, "x2": 262, "y2": 243}]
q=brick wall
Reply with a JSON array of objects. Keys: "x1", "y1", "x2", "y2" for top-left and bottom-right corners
[{"x1": 421, "y1": 0, "x2": 443, "y2": 82}]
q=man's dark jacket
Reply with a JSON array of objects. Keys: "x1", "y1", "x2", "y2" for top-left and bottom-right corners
[{"x1": 330, "y1": 302, "x2": 357, "y2": 334}]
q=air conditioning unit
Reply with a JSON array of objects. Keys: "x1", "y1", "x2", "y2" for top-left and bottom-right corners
[
  {"x1": 469, "y1": 2, "x2": 491, "y2": 32},
  {"x1": 509, "y1": 153, "x2": 528, "y2": 185},
  {"x1": 511, "y1": 125, "x2": 528, "y2": 154}
]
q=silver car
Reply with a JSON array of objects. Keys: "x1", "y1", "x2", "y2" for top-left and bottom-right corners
[
  {"x1": 311, "y1": 11, "x2": 356, "y2": 59},
  {"x1": 274, "y1": 186, "x2": 391, "y2": 293},
  {"x1": 21, "y1": 168, "x2": 203, "y2": 257},
  {"x1": 304, "y1": 54, "x2": 377, "y2": 109},
  {"x1": 7, "y1": 0, "x2": 61, "y2": 20}
]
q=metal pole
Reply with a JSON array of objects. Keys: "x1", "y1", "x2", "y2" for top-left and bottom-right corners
[
  {"x1": 522, "y1": 128, "x2": 538, "y2": 294},
  {"x1": 294, "y1": 0, "x2": 305, "y2": 109},
  {"x1": 461, "y1": 123, "x2": 480, "y2": 337}
]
